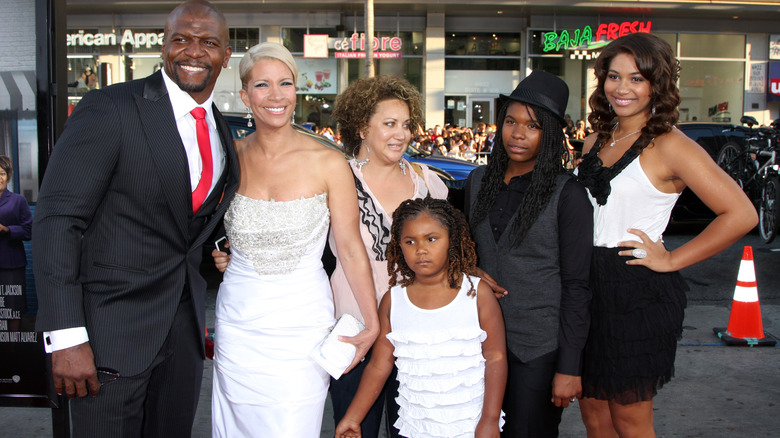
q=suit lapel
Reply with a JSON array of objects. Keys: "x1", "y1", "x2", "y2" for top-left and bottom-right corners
[{"x1": 135, "y1": 71, "x2": 190, "y2": 241}]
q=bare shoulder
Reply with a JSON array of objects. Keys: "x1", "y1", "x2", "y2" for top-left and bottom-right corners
[
  {"x1": 475, "y1": 277, "x2": 498, "y2": 305},
  {"x1": 651, "y1": 127, "x2": 709, "y2": 161}
]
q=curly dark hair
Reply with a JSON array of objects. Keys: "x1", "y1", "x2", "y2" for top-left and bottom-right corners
[
  {"x1": 588, "y1": 32, "x2": 681, "y2": 153},
  {"x1": 470, "y1": 102, "x2": 567, "y2": 246},
  {"x1": 331, "y1": 75, "x2": 424, "y2": 157},
  {"x1": 387, "y1": 197, "x2": 478, "y2": 295}
]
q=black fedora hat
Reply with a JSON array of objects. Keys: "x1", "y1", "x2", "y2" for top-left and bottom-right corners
[{"x1": 499, "y1": 70, "x2": 569, "y2": 126}]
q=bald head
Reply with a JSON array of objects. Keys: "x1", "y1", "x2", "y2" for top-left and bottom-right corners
[
  {"x1": 165, "y1": 0, "x2": 228, "y2": 43},
  {"x1": 162, "y1": 0, "x2": 232, "y2": 104}
]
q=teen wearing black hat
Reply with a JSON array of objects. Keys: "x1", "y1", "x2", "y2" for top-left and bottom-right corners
[
  {"x1": 464, "y1": 70, "x2": 593, "y2": 437},
  {"x1": 576, "y1": 33, "x2": 756, "y2": 437}
]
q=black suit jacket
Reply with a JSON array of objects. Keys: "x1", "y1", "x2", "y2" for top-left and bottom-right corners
[{"x1": 34, "y1": 71, "x2": 239, "y2": 375}]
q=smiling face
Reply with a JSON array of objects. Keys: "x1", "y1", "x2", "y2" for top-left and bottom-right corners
[
  {"x1": 502, "y1": 102, "x2": 542, "y2": 175},
  {"x1": 161, "y1": 3, "x2": 232, "y2": 104},
  {"x1": 360, "y1": 98, "x2": 412, "y2": 164},
  {"x1": 399, "y1": 212, "x2": 450, "y2": 279},
  {"x1": 240, "y1": 58, "x2": 297, "y2": 130},
  {"x1": 604, "y1": 53, "x2": 652, "y2": 119}
]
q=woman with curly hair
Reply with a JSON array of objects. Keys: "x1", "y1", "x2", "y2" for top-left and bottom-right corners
[
  {"x1": 576, "y1": 32, "x2": 757, "y2": 437},
  {"x1": 464, "y1": 70, "x2": 593, "y2": 437},
  {"x1": 329, "y1": 75, "x2": 448, "y2": 438}
]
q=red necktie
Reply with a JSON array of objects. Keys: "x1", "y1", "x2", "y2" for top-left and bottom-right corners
[{"x1": 190, "y1": 107, "x2": 213, "y2": 214}]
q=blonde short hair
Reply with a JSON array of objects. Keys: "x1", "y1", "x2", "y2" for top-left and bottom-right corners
[{"x1": 239, "y1": 42, "x2": 298, "y2": 88}]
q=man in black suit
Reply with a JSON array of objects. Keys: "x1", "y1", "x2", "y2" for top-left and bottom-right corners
[{"x1": 33, "y1": 1, "x2": 237, "y2": 436}]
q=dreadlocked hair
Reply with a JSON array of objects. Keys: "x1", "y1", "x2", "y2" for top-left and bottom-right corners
[
  {"x1": 469, "y1": 102, "x2": 567, "y2": 246},
  {"x1": 386, "y1": 197, "x2": 479, "y2": 296}
]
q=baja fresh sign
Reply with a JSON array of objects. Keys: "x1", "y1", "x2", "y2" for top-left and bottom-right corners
[{"x1": 542, "y1": 21, "x2": 652, "y2": 53}]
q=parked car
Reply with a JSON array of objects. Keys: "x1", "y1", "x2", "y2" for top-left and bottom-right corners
[
  {"x1": 405, "y1": 143, "x2": 479, "y2": 182},
  {"x1": 674, "y1": 122, "x2": 750, "y2": 221},
  {"x1": 224, "y1": 115, "x2": 478, "y2": 188}
]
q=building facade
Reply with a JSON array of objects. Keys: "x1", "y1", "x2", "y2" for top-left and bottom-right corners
[{"x1": 5, "y1": 1, "x2": 780, "y2": 201}]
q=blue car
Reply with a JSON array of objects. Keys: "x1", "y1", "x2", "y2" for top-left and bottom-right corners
[{"x1": 224, "y1": 115, "x2": 479, "y2": 188}]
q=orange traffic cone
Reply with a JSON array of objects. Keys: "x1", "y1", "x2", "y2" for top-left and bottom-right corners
[{"x1": 714, "y1": 246, "x2": 776, "y2": 346}]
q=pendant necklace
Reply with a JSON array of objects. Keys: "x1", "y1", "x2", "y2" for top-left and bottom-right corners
[{"x1": 610, "y1": 123, "x2": 642, "y2": 147}]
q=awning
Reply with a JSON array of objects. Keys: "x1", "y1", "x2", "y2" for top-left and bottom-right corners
[{"x1": 0, "y1": 71, "x2": 36, "y2": 112}]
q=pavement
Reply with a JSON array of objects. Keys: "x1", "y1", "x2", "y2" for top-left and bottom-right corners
[{"x1": 3, "y1": 301, "x2": 778, "y2": 437}]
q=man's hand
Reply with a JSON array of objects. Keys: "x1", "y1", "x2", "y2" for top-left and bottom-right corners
[{"x1": 51, "y1": 342, "x2": 101, "y2": 398}]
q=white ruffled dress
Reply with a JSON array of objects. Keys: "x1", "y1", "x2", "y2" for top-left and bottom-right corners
[{"x1": 386, "y1": 275, "x2": 505, "y2": 438}]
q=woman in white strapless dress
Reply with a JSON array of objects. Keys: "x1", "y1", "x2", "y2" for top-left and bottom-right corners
[{"x1": 211, "y1": 42, "x2": 379, "y2": 438}]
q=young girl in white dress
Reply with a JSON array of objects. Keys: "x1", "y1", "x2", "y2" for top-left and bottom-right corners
[{"x1": 335, "y1": 197, "x2": 507, "y2": 438}]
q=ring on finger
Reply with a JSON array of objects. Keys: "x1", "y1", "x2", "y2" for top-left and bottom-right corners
[
  {"x1": 632, "y1": 248, "x2": 647, "y2": 259},
  {"x1": 570, "y1": 398, "x2": 576, "y2": 402}
]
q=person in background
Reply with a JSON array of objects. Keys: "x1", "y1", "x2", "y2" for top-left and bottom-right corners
[
  {"x1": 82, "y1": 66, "x2": 98, "y2": 90},
  {"x1": 0, "y1": 155, "x2": 32, "y2": 333},
  {"x1": 576, "y1": 32, "x2": 757, "y2": 437},
  {"x1": 465, "y1": 70, "x2": 593, "y2": 438},
  {"x1": 483, "y1": 124, "x2": 497, "y2": 153},
  {"x1": 328, "y1": 75, "x2": 449, "y2": 438},
  {"x1": 574, "y1": 120, "x2": 588, "y2": 140},
  {"x1": 320, "y1": 126, "x2": 336, "y2": 142},
  {"x1": 33, "y1": 1, "x2": 238, "y2": 436}
]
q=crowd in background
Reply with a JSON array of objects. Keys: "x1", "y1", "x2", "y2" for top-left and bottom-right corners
[{"x1": 308, "y1": 116, "x2": 593, "y2": 165}]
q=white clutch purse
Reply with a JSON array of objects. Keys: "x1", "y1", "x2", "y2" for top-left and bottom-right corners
[{"x1": 311, "y1": 314, "x2": 365, "y2": 379}]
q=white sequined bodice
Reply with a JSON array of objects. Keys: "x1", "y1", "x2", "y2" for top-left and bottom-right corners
[{"x1": 224, "y1": 193, "x2": 330, "y2": 276}]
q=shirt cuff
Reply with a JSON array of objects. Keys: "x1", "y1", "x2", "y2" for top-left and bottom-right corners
[
  {"x1": 43, "y1": 327, "x2": 90, "y2": 353},
  {"x1": 555, "y1": 345, "x2": 583, "y2": 376}
]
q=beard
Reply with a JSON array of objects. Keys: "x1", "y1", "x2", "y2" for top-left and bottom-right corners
[{"x1": 171, "y1": 65, "x2": 213, "y2": 93}]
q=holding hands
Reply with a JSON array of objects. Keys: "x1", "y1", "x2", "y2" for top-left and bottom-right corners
[{"x1": 551, "y1": 372, "x2": 582, "y2": 408}]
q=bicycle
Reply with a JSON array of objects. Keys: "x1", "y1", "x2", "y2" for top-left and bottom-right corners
[{"x1": 716, "y1": 116, "x2": 780, "y2": 243}]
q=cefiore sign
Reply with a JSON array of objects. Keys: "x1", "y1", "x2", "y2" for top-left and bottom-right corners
[
  {"x1": 67, "y1": 29, "x2": 165, "y2": 49},
  {"x1": 542, "y1": 21, "x2": 652, "y2": 53}
]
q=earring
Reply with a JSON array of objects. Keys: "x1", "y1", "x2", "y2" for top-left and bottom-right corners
[
  {"x1": 399, "y1": 160, "x2": 407, "y2": 175},
  {"x1": 608, "y1": 103, "x2": 613, "y2": 113},
  {"x1": 355, "y1": 143, "x2": 370, "y2": 170},
  {"x1": 244, "y1": 108, "x2": 253, "y2": 127},
  {"x1": 651, "y1": 105, "x2": 656, "y2": 116}
]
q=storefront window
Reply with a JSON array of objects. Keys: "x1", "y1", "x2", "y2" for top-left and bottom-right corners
[
  {"x1": 347, "y1": 58, "x2": 423, "y2": 92},
  {"x1": 679, "y1": 60, "x2": 745, "y2": 123},
  {"x1": 680, "y1": 34, "x2": 745, "y2": 59},
  {"x1": 446, "y1": 32, "x2": 521, "y2": 56},
  {"x1": 445, "y1": 32, "x2": 521, "y2": 70},
  {"x1": 229, "y1": 28, "x2": 260, "y2": 53},
  {"x1": 678, "y1": 34, "x2": 746, "y2": 122}
]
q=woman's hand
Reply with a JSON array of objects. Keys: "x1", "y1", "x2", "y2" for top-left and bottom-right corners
[
  {"x1": 475, "y1": 267, "x2": 508, "y2": 299},
  {"x1": 618, "y1": 228, "x2": 674, "y2": 272},
  {"x1": 211, "y1": 244, "x2": 231, "y2": 273},
  {"x1": 339, "y1": 325, "x2": 380, "y2": 374},
  {"x1": 335, "y1": 418, "x2": 362, "y2": 437}
]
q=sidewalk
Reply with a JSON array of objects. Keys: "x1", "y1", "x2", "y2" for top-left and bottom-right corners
[{"x1": 3, "y1": 304, "x2": 779, "y2": 437}]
